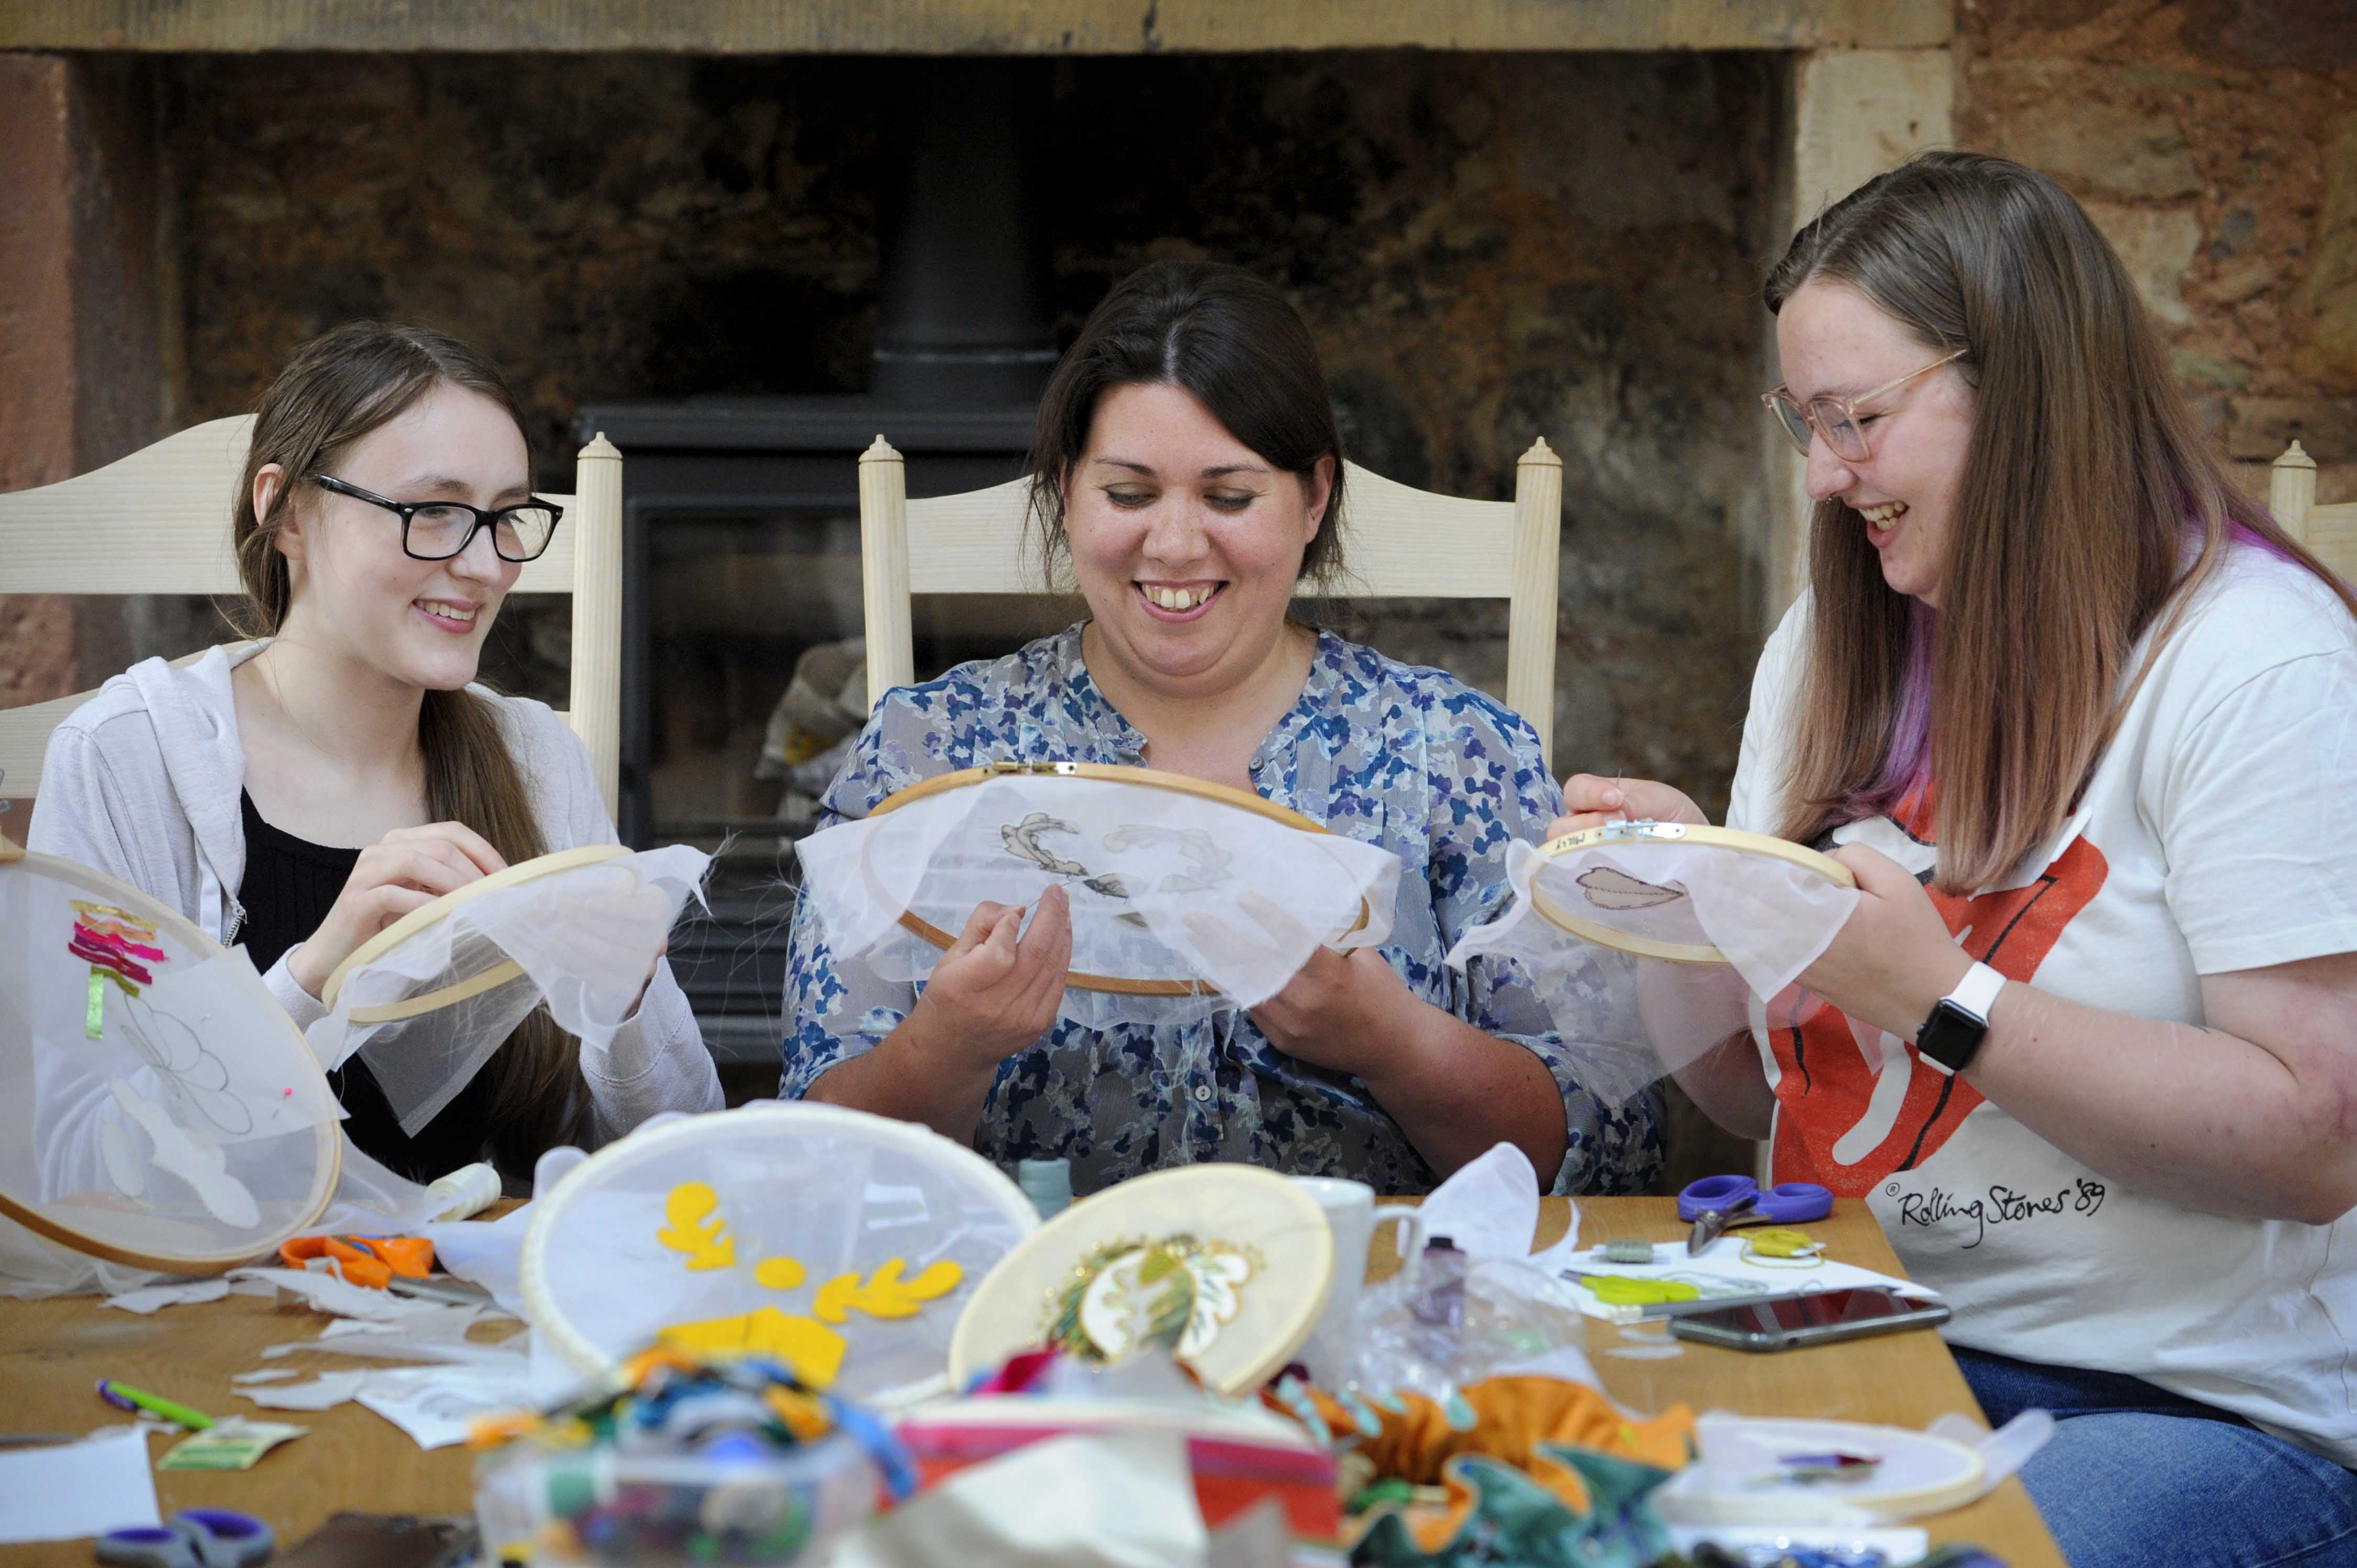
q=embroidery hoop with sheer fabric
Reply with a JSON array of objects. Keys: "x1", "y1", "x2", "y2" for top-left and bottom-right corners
[
  {"x1": 1446, "y1": 821, "x2": 1860, "y2": 1109},
  {"x1": 0, "y1": 836, "x2": 342, "y2": 1280},
  {"x1": 1516, "y1": 821, "x2": 1856, "y2": 966},
  {"x1": 312, "y1": 842, "x2": 710, "y2": 1136},
  {"x1": 519, "y1": 1101, "x2": 1039, "y2": 1398},
  {"x1": 796, "y1": 760, "x2": 1403, "y2": 1023}
]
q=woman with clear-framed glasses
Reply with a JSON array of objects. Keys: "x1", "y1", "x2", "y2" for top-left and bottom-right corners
[
  {"x1": 1548, "y1": 152, "x2": 2357, "y2": 1565},
  {"x1": 30, "y1": 322, "x2": 721, "y2": 1184}
]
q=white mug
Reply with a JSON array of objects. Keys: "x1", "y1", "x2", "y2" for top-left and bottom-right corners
[{"x1": 1291, "y1": 1175, "x2": 1427, "y2": 1385}]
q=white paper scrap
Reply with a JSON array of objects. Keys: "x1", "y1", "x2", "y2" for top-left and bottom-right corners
[
  {"x1": 0, "y1": 1426, "x2": 161, "y2": 1543},
  {"x1": 1558, "y1": 1239, "x2": 1939, "y2": 1324},
  {"x1": 225, "y1": 1266, "x2": 447, "y2": 1321},
  {"x1": 102, "y1": 1278, "x2": 232, "y2": 1315},
  {"x1": 355, "y1": 1365, "x2": 541, "y2": 1450},
  {"x1": 827, "y1": 1429, "x2": 1206, "y2": 1568},
  {"x1": 1414, "y1": 1142, "x2": 1585, "y2": 1271},
  {"x1": 234, "y1": 1361, "x2": 536, "y2": 1449}
]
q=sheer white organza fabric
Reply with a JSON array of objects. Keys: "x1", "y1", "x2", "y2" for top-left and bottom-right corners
[
  {"x1": 522, "y1": 1101, "x2": 1038, "y2": 1398},
  {"x1": 796, "y1": 774, "x2": 1403, "y2": 1028},
  {"x1": 307, "y1": 845, "x2": 713, "y2": 1137},
  {"x1": 1, "y1": 850, "x2": 442, "y2": 1298},
  {"x1": 1445, "y1": 836, "x2": 1858, "y2": 1108}
]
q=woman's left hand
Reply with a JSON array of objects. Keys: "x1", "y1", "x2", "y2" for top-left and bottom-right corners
[
  {"x1": 1800, "y1": 844, "x2": 1975, "y2": 1042},
  {"x1": 1250, "y1": 945, "x2": 1422, "y2": 1076}
]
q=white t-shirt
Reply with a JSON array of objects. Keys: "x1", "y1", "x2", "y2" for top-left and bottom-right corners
[{"x1": 1727, "y1": 546, "x2": 2357, "y2": 1464}]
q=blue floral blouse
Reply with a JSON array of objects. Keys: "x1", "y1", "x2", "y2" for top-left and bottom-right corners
[{"x1": 779, "y1": 625, "x2": 1664, "y2": 1197}]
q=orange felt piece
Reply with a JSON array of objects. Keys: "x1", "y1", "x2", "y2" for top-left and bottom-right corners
[
  {"x1": 278, "y1": 1234, "x2": 437, "y2": 1290},
  {"x1": 1275, "y1": 1376, "x2": 1694, "y2": 1548}
]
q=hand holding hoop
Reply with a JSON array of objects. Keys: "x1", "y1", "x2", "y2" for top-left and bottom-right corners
[
  {"x1": 907, "y1": 885, "x2": 1073, "y2": 1070},
  {"x1": 1798, "y1": 843, "x2": 1974, "y2": 1043},
  {"x1": 287, "y1": 821, "x2": 507, "y2": 1000},
  {"x1": 1552, "y1": 774, "x2": 1706, "y2": 838}
]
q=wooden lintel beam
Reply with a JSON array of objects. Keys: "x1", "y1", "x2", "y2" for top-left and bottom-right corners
[{"x1": 0, "y1": 0, "x2": 1951, "y2": 55}]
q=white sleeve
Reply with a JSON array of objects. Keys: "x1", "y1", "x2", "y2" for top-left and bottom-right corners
[
  {"x1": 2157, "y1": 646, "x2": 2357, "y2": 974},
  {"x1": 1724, "y1": 599, "x2": 1809, "y2": 835},
  {"x1": 526, "y1": 706, "x2": 725, "y2": 1142}
]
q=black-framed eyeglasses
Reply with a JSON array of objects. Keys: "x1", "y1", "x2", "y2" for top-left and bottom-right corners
[{"x1": 310, "y1": 473, "x2": 564, "y2": 563}]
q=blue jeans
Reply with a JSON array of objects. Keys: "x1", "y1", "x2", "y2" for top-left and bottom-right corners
[{"x1": 1955, "y1": 1346, "x2": 2357, "y2": 1568}]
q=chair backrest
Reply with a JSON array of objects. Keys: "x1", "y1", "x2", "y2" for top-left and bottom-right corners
[
  {"x1": 2271, "y1": 441, "x2": 2357, "y2": 586},
  {"x1": 0, "y1": 414, "x2": 625, "y2": 816},
  {"x1": 857, "y1": 436, "x2": 1567, "y2": 769}
]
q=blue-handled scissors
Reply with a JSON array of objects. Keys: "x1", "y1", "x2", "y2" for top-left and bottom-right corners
[
  {"x1": 96, "y1": 1509, "x2": 273, "y2": 1568},
  {"x1": 1679, "y1": 1173, "x2": 1833, "y2": 1255}
]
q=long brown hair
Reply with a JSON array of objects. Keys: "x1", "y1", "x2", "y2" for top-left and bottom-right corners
[
  {"x1": 1765, "y1": 151, "x2": 2356, "y2": 892},
  {"x1": 232, "y1": 321, "x2": 586, "y2": 1166}
]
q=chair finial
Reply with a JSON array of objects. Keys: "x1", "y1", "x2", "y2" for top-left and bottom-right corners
[
  {"x1": 862, "y1": 434, "x2": 903, "y2": 463},
  {"x1": 2276, "y1": 439, "x2": 2316, "y2": 470},
  {"x1": 579, "y1": 430, "x2": 621, "y2": 460},
  {"x1": 1518, "y1": 436, "x2": 1560, "y2": 467}
]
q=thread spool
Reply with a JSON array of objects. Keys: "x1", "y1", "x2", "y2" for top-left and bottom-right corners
[{"x1": 427, "y1": 1161, "x2": 502, "y2": 1222}]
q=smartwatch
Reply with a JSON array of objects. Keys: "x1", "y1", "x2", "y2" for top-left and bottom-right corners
[{"x1": 1915, "y1": 961, "x2": 2006, "y2": 1075}]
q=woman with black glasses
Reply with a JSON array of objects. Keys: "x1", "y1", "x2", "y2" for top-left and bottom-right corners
[{"x1": 29, "y1": 322, "x2": 721, "y2": 1183}]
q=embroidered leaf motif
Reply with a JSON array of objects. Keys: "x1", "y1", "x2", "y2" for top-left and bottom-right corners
[
  {"x1": 1000, "y1": 813, "x2": 1089, "y2": 877},
  {"x1": 810, "y1": 1257, "x2": 963, "y2": 1323},
  {"x1": 1574, "y1": 865, "x2": 1684, "y2": 911},
  {"x1": 657, "y1": 1181, "x2": 736, "y2": 1271},
  {"x1": 754, "y1": 1255, "x2": 807, "y2": 1290}
]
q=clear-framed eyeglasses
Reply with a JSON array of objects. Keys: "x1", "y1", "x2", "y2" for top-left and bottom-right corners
[
  {"x1": 1761, "y1": 349, "x2": 1966, "y2": 463},
  {"x1": 310, "y1": 473, "x2": 564, "y2": 562}
]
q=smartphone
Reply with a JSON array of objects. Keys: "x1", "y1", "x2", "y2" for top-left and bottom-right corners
[{"x1": 1667, "y1": 1287, "x2": 1951, "y2": 1352}]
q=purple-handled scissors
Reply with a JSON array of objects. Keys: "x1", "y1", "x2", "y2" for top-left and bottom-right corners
[{"x1": 1678, "y1": 1173, "x2": 1833, "y2": 1255}]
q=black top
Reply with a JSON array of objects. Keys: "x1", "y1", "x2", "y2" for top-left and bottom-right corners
[{"x1": 237, "y1": 792, "x2": 497, "y2": 1183}]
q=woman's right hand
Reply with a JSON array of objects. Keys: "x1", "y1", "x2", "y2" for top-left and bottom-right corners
[
  {"x1": 1549, "y1": 774, "x2": 1709, "y2": 838},
  {"x1": 904, "y1": 885, "x2": 1072, "y2": 1070},
  {"x1": 287, "y1": 822, "x2": 508, "y2": 1000}
]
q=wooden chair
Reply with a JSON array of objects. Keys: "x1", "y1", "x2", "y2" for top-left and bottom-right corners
[
  {"x1": 0, "y1": 416, "x2": 626, "y2": 816},
  {"x1": 857, "y1": 436, "x2": 1567, "y2": 769},
  {"x1": 2271, "y1": 441, "x2": 2357, "y2": 583}
]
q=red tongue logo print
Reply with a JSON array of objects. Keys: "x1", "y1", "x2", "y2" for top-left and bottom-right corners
[{"x1": 1769, "y1": 799, "x2": 2108, "y2": 1196}]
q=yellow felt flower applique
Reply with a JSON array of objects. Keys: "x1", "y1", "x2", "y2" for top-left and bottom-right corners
[
  {"x1": 754, "y1": 1255, "x2": 807, "y2": 1290},
  {"x1": 659, "y1": 1306, "x2": 847, "y2": 1387},
  {"x1": 811, "y1": 1258, "x2": 964, "y2": 1324},
  {"x1": 657, "y1": 1181, "x2": 736, "y2": 1271}
]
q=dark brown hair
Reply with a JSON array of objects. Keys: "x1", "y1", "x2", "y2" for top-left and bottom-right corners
[
  {"x1": 1764, "y1": 151, "x2": 2355, "y2": 892},
  {"x1": 1026, "y1": 260, "x2": 1346, "y2": 588},
  {"x1": 233, "y1": 321, "x2": 586, "y2": 1167}
]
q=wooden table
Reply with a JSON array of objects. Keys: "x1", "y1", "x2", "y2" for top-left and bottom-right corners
[{"x1": 0, "y1": 1198, "x2": 2060, "y2": 1566}]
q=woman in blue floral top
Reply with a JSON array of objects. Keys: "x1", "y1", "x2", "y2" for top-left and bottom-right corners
[{"x1": 781, "y1": 260, "x2": 1662, "y2": 1197}]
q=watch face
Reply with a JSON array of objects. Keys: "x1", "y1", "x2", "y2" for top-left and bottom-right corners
[{"x1": 1918, "y1": 1000, "x2": 1988, "y2": 1074}]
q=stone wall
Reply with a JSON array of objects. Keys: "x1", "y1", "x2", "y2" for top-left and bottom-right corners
[
  {"x1": 1964, "y1": 0, "x2": 2357, "y2": 503},
  {"x1": 153, "y1": 48, "x2": 1778, "y2": 811}
]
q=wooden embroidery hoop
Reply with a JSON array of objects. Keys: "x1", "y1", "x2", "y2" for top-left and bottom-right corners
[
  {"x1": 1528, "y1": 820, "x2": 1856, "y2": 966},
  {"x1": 864, "y1": 760, "x2": 1374, "y2": 997},
  {"x1": 948, "y1": 1163, "x2": 1336, "y2": 1397},
  {"x1": 320, "y1": 843, "x2": 631, "y2": 1021},
  {"x1": 0, "y1": 845, "x2": 342, "y2": 1275},
  {"x1": 520, "y1": 1101, "x2": 1038, "y2": 1378}
]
